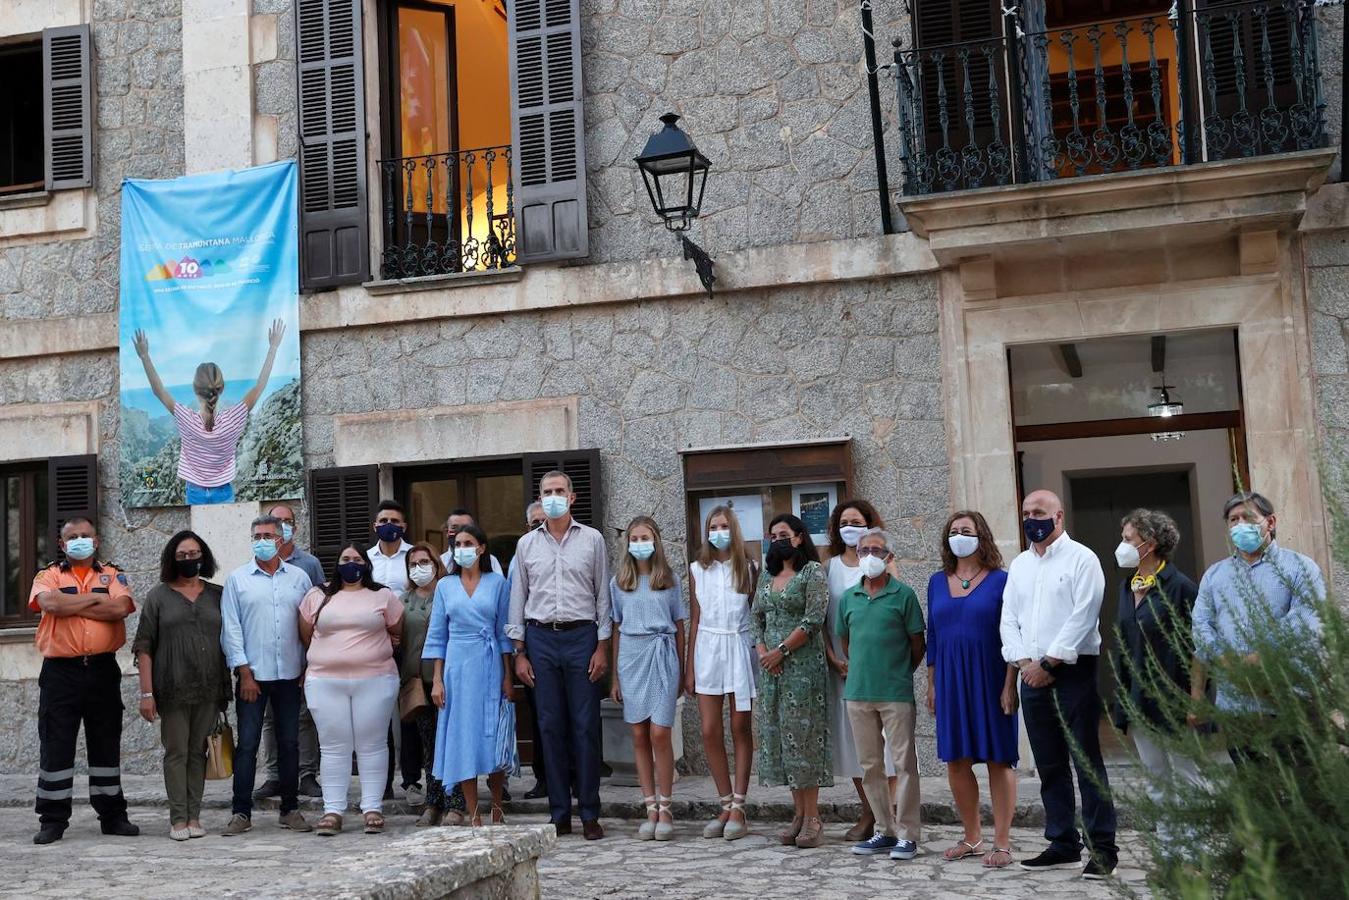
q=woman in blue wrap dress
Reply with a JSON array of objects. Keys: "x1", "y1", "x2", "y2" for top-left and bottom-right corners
[{"x1": 425, "y1": 525, "x2": 517, "y2": 826}]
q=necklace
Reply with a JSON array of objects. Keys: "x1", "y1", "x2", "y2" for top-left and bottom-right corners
[{"x1": 954, "y1": 569, "x2": 979, "y2": 590}]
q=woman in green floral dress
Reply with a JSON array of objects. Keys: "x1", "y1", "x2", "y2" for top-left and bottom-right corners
[{"x1": 752, "y1": 513, "x2": 834, "y2": 849}]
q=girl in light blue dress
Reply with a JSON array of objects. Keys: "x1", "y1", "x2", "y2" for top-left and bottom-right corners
[
  {"x1": 425, "y1": 524, "x2": 517, "y2": 826},
  {"x1": 609, "y1": 515, "x2": 687, "y2": 841}
]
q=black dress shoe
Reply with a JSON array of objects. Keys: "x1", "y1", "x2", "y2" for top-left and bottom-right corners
[
  {"x1": 523, "y1": 782, "x2": 548, "y2": 800},
  {"x1": 252, "y1": 779, "x2": 281, "y2": 801},
  {"x1": 33, "y1": 826, "x2": 65, "y2": 845},
  {"x1": 101, "y1": 818, "x2": 140, "y2": 837},
  {"x1": 582, "y1": 819, "x2": 605, "y2": 841},
  {"x1": 299, "y1": 774, "x2": 322, "y2": 798},
  {"x1": 551, "y1": 818, "x2": 572, "y2": 836},
  {"x1": 501, "y1": 785, "x2": 512, "y2": 802}
]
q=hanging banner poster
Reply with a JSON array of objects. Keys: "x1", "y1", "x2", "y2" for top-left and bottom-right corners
[{"x1": 118, "y1": 161, "x2": 303, "y2": 508}]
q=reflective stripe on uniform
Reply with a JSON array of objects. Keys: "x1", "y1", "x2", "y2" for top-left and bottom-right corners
[
  {"x1": 88, "y1": 784, "x2": 123, "y2": 796},
  {"x1": 36, "y1": 787, "x2": 74, "y2": 800},
  {"x1": 87, "y1": 766, "x2": 120, "y2": 777},
  {"x1": 38, "y1": 768, "x2": 75, "y2": 782}
]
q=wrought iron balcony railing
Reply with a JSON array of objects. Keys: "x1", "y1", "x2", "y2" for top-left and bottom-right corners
[
  {"x1": 379, "y1": 145, "x2": 516, "y2": 279},
  {"x1": 894, "y1": 0, "x2": 1327, "y2": 196}
]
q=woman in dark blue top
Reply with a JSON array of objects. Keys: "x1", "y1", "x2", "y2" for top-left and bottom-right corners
[{"x1": 926, "y1": 510, "x2": 1019, "y2": 868}]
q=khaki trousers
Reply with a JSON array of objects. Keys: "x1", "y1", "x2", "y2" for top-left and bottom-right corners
[{"x1": 846, "y1": 700, "x2": 920, "y2": 841}]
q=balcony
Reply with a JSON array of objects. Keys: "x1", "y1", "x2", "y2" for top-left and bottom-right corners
[
  {"x1": 893, "y1": 0, "x2": 1328, "y2": 197},
  {"x1": 378, "y1": 145, "x2": 516, "y2": 280}
]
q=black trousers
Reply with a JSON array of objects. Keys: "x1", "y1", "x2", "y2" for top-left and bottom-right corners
[{"x1": 36, "y1": 654, "x2": 128, "y2": 829}]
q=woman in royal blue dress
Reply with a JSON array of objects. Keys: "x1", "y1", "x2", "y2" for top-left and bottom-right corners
[
  {"x1": 425, "y1": 524, "x2": 517, "y2": 826},
  {"x1": 925, "y1": 510, "x2": 1019, "y2": 868}
]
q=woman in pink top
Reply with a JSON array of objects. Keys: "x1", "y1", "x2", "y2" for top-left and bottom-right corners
[
  {"x1": 298, "y1": 543, "x2": 404, "y2": 836},
  {"x1": 133, "y1": 319, "x2": 285, "y2": 505}
]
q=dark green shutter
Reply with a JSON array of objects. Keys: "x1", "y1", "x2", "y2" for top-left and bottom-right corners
[
  {"x1": 508, "y1": 0, "x2": 589, "y2": 262},
  {"x1": 308, "y1": 465, "x2": 377, "y2": 578},
  {"x1": 297, "y1": 0, "x2": 370, "y2": 289},
  {"x1": 43, "y1": 24, "x2": 93, "y2": 190}
]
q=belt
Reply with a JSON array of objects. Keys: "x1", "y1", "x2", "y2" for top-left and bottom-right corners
[
  {"x1": 525, "y1": 619, "x2": 593, "y2": 631},
  {"x1": 46, "y1": 653, "x2": 115, "y2": 667}
]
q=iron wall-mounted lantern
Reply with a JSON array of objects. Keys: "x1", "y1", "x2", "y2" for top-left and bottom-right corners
[{"x1": 635, "y1": 113, "x2": 715, "y2": 297}]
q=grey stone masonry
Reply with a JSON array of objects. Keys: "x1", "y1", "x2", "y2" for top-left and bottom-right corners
[{"x1": 1308, "y1": 223, "x2": 1349, "y2": 588}]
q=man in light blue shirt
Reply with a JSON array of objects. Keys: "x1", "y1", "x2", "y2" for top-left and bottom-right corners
[
  {"x1": 218, "y1": 515, "x2": 314, "y2": 836},
  {"x1": 1193, "y1": 492, "x2": 1325, "y2": 731}
]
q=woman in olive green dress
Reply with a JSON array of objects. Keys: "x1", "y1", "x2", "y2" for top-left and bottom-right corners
[{"x1": 752, "y1": 513, "x2": 833, "y2": 849}]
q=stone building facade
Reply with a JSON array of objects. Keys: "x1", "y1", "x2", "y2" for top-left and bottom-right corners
[{"x1": 0, "y1": 0, "x2": 1344, "y2": 780}]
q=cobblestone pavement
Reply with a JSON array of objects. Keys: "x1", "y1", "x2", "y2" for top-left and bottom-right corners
[{"x1": 0, "y1": 805, "x2": 1150, "y2": 899}]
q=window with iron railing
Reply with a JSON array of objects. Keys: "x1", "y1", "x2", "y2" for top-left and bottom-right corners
[{"x1": 893, "y1": 0, "x2": 1327, "y2": 196}]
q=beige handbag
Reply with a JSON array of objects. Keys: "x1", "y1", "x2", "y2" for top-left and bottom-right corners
[
  {"x1": 399, "y1": 677, "x2": 429, "y2": 722},
  {"x1": 205, "y1": 714, "x2": 234, "y2": 780}
]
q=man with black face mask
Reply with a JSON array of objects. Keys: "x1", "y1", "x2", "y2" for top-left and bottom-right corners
[{"x1": 999, "y1": 490, "x2": 1116, "y2": 881}]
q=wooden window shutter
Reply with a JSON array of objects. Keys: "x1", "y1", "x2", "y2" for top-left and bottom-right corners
[
  {"x1": 43, "y1": 24, "x2": 93, "y2": 191},
  {"x1": 296, "y1": 0, "x2": 370, "y2": 290},
  {"x1": 509, "y1": 0, "x2": 589, "y2": 263},
  {"x1": 47, "y1": 455, "x2": 97, "y2": 560},
  {"x1": 521, "y1": 449, "x2": 603, "y2": 530},
  {"x1": 308, "y1": 465, "x2": 377, "y2": 578}
]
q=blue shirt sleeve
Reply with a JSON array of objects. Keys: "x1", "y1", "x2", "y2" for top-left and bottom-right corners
[
  {"x1": 668, "y1": 584, "x2": 687, "y2": 623},
  {"x1": 1191, "y1": 565, "x2": 1220, "y2": 663},
  {"x1": 219, "y1": 572, "x2": 247, "y2": 670},
  {"x1": 423, "y1": 579, "x2": 449, "y2": 661}
]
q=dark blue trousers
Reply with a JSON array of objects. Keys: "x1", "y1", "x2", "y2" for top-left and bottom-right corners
[
  {"x1": 232, "y1": 677, "x2": 301, "y2": 817},
  {"x1": 1021, "y1": 655, "x2": 1118, "y2": 857},
  {"x1": 526, "y1": 623, "x2": 601, "y2": 823}
]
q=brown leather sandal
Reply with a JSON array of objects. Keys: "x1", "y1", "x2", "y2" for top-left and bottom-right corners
[
  {"x1": 363, "y1": 811, "x2": 385, "y2": 834},
  {"x1": 315, "y1": 813, "x2": 342, "y2": 837}
]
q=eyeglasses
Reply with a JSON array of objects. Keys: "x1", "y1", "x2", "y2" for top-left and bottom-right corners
[
  {"x1": 856, "y1": 546, "x2": 890, "y2": 558},
  {"x1": 175, "y1": 551, "x2": 203, "y2": 561}
]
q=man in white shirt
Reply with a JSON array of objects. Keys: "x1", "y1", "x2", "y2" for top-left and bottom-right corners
[
  {"x1": 439, "y1": 508, "x2": 504, "y2": 575},
  {"x1": 999, "y1": 490, "x2": 1117, "y2": 880},
  {"x1": 368, "y1": 500, "x2": 412, "y2": 594}
]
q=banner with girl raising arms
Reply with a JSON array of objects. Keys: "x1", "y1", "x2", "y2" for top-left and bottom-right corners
[{"x1": 118, "y1": 161, "x2": 303, "y2": 508}]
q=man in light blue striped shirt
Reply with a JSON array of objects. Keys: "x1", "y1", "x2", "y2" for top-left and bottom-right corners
[
  {"x1": 218, "y1": 515, "x2": 314, "y2": 836},
  {"x1": 1192, "y1": 492, "x2": 1325, "y2": 723}
]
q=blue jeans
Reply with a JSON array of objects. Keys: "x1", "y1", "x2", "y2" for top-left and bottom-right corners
[
  {"x1": 232, "y1": 678, "x2": 301, "y2": 817},
  {"x1": 526, "y1": 623, "x2": 601, "y2": 823},
  {"x1": 186, "y1": 482, "x2": 234, "y2": 504},
  {"x1": 1020, "y1": 656, "x2": 1118, "y2": 858}
]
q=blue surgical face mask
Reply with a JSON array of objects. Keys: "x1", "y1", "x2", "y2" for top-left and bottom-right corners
[
  {"x1": 541, "y1": 495, "x2": 569, "y2": 519},
  {"x1": 375, "y1": 522, "x2": 405, "y2": 543},
  {"x1": 453, "y1": 547, "x2": 480, "y2": 568},
  {"x1": 64, "y1": 537, "x2": 95, "y2": 561},
  {"x1": 252, "y1": 538, "x2": 279, "y2": 562},
  {"x1": 281, "y1": 522, "x2": 294, "y2": 543},
  {"x1": 1022, "y1": 517, "x2": 1056, "y2": 545},
  {"x1": 1230, "y1": 522, "x2": 1265, "y2": 554},
  {"x1": 628, "y1": 541, "x2": 656, "y2": 560},
  {"x1": 708, "y1": 529, "x2": 731, "y2": 551}
]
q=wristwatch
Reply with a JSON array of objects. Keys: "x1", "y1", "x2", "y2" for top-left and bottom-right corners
[
  {"x1": 1038, "y1": 657, "x2": 1055, "y2": 672},
  {"x1": 777, "y1": 641, "x2": 791, "y2": 659},
  {"x1": 139, "y1": 691, "x2": 154, "y2": 700}
]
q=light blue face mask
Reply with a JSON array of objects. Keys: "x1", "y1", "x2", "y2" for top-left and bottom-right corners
[
  {"x1": 453, "y1": 547, "x2": 480, "y2": 568},
  {"x1": 1230, "y1": 522, "x2": 1265, "y2": 554},
  {"x1": 541, "y1": 495, "x2": 569, "y2": 519},
  {"x1": 281, "y1": 522, "x2": 294, "y2": 543},
  {"x1": 252, "y1": 538, "x2": 279, "y2": 562},
  {"x1": 708, "y1": 530, "x2": 731, "y2": 550},
  {"x1": 628, "y1": 541, "x2": 656, "y2": 560},
  {"x1": 64, "y1": 537, "x2": 96, "y2": 561}
]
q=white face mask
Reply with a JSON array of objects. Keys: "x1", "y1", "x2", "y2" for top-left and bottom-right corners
[
  {"x1": 839, "y1": 525, "x2": 868, "y2": 547},
  {"x1": 947, "y1": 534, "x2": 980, "y2": 559},
  {"x1": 859, "y1": 554, "x2": 888, "y2": 579},
  {"x1": 1114, "y1": 541, "x2": 1142, "y2": 569},
  {"x1": 409, "y1": 563, "x2": 436, "y2": 587}
]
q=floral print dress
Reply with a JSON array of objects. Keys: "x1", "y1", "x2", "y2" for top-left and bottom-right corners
[{"x1": 751, "y1": 560, "x2": 834, "y2": 789}]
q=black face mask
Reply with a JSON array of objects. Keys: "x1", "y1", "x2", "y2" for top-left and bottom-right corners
[
  {"x1": 337, "y1": 561, "x2": 366, "y2": 584},
  {"x1": 767, "y1": 538, "x2": 795, "y2": 561},
  {"x1": 174, "y1": 558, "x2": 202, "y2": 579}
]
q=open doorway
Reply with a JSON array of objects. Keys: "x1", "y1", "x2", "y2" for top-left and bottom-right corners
[{"x1": 1009, "y1": 327, "x2": 1245, "y2": 759}]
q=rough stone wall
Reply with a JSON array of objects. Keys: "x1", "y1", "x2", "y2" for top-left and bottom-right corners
[
  {"x1": 254, "y1": 0, "x2": 299, "y2": 163},
  {"x1": 1308, "y1": 224, "x2": 1349, "y2": 588},
  {"x1": 302, "y1": 273, "x2": 949, "y2": 772}
]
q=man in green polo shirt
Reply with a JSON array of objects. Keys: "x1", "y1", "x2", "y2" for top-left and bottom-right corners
[{"x1": 837, "y1": 527, "x2": 926, "y2": 860}]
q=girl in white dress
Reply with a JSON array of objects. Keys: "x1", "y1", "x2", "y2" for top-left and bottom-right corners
[
  {"x1": 825, "y1": 499, "x2": 897, "y2": 841},
  {"x1": 686, "y1": 505, "x2": 757, "y2": 841}
]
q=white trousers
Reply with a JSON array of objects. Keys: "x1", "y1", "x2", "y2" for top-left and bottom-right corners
[
  {"x1": 306, "y1": 674, "x2": 400, "y2": 815},
  {"x1": 1132, "y1": 728, "x2": 1204, "y2": 849}
]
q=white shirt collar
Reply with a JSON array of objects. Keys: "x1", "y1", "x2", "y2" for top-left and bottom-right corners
[{"x1": 369, "y1": 541, "x2": 412, "y2": 560}]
